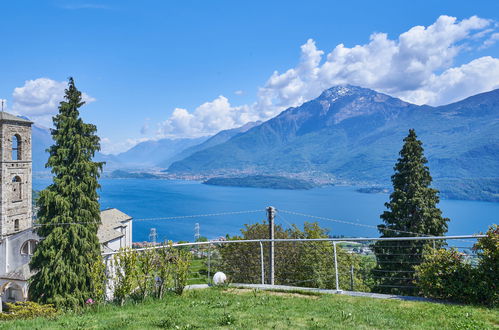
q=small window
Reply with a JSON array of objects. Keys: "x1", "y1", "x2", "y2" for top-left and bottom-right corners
[
  {"x1": 14, "y1": 219, "x2": 19, "y2": 231},
  {"x1": 7, "y1": 287, "x2": 15, "y2": 300},
  {"x1": 21, "y1": 240, "x2": 38, "y2": 256},
  {"x1": 12, "y1": 176, "x2": 22, "y2": 201},
  {"x1": 12, "y1": 135, "x2": 21, "y2": 160}
]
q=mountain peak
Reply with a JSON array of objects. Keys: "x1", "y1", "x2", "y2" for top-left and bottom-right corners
[
  {"x1": 319, "y1": 85, "x2": 372, "y2": 101},
  {"x1": 309, "y1": 85, "x2": 411, "y2": 124}
]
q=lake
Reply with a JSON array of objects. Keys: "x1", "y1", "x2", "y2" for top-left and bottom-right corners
[{"x1": 33, "y1": 178, "x2": 499, "y2": 242}]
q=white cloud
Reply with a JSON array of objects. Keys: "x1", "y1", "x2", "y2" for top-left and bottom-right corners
[
  {"x1": 258, "y1": 15, "x2": 494, "y2": 110},
  {"x1": 158, "y1": 96, "x2": 259, "y2": 138},
  {"x1": 234, "y1": 90, "x2": 244, "y2": 95},
  {"x1": 482, "y1": 32, "x2": 499, "y2": 48},
  {"x1": 100, "y1": 137, "x2": 150, "y2": 155},
  {"x1": 157, "y1": 15, "x2": 499, "y2": 138},
  {"x1": 11, "y1": 78, "x2": 95, "y2": 127}
]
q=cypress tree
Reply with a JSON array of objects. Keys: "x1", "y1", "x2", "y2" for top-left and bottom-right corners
[
  {"x1": 29, "y1": 77, "x2": 105, "y2": 308},
  {"x1": 373, "y1": 129, "x2": 449, "y2": 295}
]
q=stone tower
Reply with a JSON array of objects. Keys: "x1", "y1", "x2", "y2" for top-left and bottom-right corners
[{"x1": 0, "y1": 113, "x2": 32, "y2": 237}]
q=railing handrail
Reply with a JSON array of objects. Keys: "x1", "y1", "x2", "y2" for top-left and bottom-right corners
[{"x1": 102, "y1": 234, "x2": 485, "y2": 256}]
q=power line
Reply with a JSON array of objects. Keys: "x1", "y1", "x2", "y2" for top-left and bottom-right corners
[
  {"x1": 32, "y1": 209, "x2": 265, "y2": 227},
  {"x1": 278, "y1": 209, "x2": 443, "y2": 238}
]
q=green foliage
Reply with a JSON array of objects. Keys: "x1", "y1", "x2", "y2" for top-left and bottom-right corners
[
  {"x1": 155, "y1": 243, "x2": 175, "y2": 299},
  {"x1": 172, "y1": 249, "x2": 192, "y2": 295},
  {"x1": 219, "y1": 221, "x2": 373, "y2": 291},
  {"x1": 112, "y1": 248, "x2": 138, "y2": 305},
  {"x1": 0, "y1": 301, "x2": 58, "y2": 320},
  {"x1": 415, "y1": 225, "x2": 498, "y2": 306},
  {"x1": 473, "y1": 224, "x2": 499, "y2": 306},
  {"x1": 414, "y1": 248, "x2": 475, "y2": 303},
  {"x1": 204, "y1": 175, "x2": 316, "y2": 190},
  {"x1": 89, "y1": 256, "x2": 107, "y2": 303},
  {"x1": 136, "y1": 248, "x2": 157, "y2": 300},
  {"x1": 29, "y1": 78, "x2": 104, "y2": 309},
  {"x1": 195, "y1": 236, "x2": 208, "y2": 242},
  {"x1": 112, "y1": 245, "x2": 192, "y2": 304},
  {"x1": 374, "y1": 129, "x2": 449, "y2": 295}
]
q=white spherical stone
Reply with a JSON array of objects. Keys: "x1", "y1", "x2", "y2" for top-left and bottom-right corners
[{"x1": 213, "y1": 272, "x2": 227, "y2": 285}]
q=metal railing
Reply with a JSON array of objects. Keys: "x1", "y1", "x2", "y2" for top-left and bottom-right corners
[{"x1": 103, "y1": 234, "x2": 484, "y2": 295}]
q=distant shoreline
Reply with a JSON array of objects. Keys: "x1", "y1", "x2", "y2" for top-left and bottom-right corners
[
  {"x1": 203, "y1": 175, "x2": 317, "y2": 190},
  {"x1": 33, "y1": 170, "x2": 499, "y2": 203}
]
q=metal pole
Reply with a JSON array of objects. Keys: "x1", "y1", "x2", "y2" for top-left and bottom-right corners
[
  {"x1": 333, "y1": 241, "x2": 340, "y2": 291},
  {"x1": 259, "y1": 241, "x2": 265, "y2": 285},
  {"x1": 267, "y1": 206, "x2": 275, "y2": 285},
  {"x1": 350, "y1": 264, "x2": 354, "y2": 291},
  {"x1": 207, "y1": 244, "x2": 211, "y2": 284}
]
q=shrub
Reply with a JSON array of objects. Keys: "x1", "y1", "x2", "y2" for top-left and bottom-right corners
[
  {"x1": 219, "y1": 221, "x2": 373, "y2": 290},
  {"x1": 136, "y1": 248, "x2": 157, "y2": 300},
  {"x1": 112, "y1": 248, "x2": 138, "y2": 305},
  {"x1": 172, "y1": 249, "x2": 192, "y2": 295},
  {"x1": 414, "y1": 247, "x2": 476, "y2": 303},
  {"x1": 415, "y1": 225, "x2": 498, "y2": 306},
  {"x1": 473, "y1": 224, "x2": 498, "y2": 306},
  {"x1": 0, "y1": 301, "x2": 58, "y2": 320}
]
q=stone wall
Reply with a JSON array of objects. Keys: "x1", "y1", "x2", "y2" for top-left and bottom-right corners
[{"x1": 0, "y1": 121, "x2": 32, "y2": 237}]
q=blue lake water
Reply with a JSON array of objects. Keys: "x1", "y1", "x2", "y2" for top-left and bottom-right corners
[{"x1": 33, "y1": 178, "x2": 499, "y2": 242}]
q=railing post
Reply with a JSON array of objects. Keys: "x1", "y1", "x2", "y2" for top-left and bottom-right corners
[
  {"x1": 333, "y1": 241, "x2": 340, "y2": 292},
  {"x1": 207, "y1": 244, "x2": 211, "y2": 284},
  {"x1": 259, "y1": 241, "x2": 265, "y2": 285},
  {"x1": 267, "y1": 206, "x2": 275, "y2": 285},
  {"x1": 350, "y1": 264, "x2": 354, "y2": 291}
]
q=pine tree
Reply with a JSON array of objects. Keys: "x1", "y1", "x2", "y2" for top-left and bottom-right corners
[
  {"x1": 373, "y1": 129, "x2": 449, "y2": 295},
  {"x1": 29, "y1": 78, "x2": 105, "y2": 308}
]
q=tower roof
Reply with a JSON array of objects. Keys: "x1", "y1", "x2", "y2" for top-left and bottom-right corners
[{"x1": 0, "y1": 112, "x2": 33, "y2": 124}]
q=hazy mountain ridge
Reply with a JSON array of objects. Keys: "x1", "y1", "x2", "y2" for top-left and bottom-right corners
[
  {"x1": 159, "y1": 121, "x2": 262, "y2": 167},
  {"x1": 166, "y1": 85, "x2": 499, "y2": 202},
  {"x1": 31, "y1": 120, "x2": 263, "y2": 173}
]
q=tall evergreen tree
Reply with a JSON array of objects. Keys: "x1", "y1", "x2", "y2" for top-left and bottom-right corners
[
  {"x1": 373, "y1": 129, "x2": 449, "y2": 295},
  {"x1": 29, "y1": 78, "x2": 105, "y2": 308}
]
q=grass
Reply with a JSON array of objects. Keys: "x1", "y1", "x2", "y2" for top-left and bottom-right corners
[
  {"x1": 1, "y1": 288, "x2": 497, "y2": 329},
  {"x1": 187, "y1": 257, "x2": 211, "y2": 285}
]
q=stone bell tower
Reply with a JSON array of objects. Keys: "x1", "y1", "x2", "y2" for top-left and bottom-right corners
[{"x1": 0, "y1": 112, "x2": 32, "y2": 237}]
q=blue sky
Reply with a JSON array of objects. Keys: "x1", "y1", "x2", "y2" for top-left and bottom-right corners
[{"x1": 1, "y1": 0, "x2": 499, "y2": 154}]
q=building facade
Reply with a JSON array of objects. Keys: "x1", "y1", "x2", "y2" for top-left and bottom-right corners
[{"x1": 0, "y1": 112, "x2": 132, "y2": 309}]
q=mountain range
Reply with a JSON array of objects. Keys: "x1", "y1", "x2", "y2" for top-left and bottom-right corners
[
  {"x1": 31, "y1": 85, "x2": 499, "y2": 202},
  {"x1": 166, "y1": 85, "x2": 499, "y2": 202},
  {"x1": 32, "y1": 120, "x2": 262, "y2": 173}
]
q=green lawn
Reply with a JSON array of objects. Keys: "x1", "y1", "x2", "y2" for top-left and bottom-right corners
[
  {"x1": 187, "y1": 258, "x2": 211, "y2": 285},
  {"x1": 1, "y1": 288, "x2": 497, "y2": 329}
]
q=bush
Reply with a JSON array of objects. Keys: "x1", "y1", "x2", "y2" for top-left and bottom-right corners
[
  {"x1": 111, "y1": 245, "x2": 192, "y2": 304},
  {"x1": 415, "y1": 225, "x2": 498, "y2": 306},
  {"x1": 414, "y1": 248, "x2": 476, "y2": 303},
  {"x1": 473, "y1": 224, "x2": 498, "y2": 306},
  {"x1": 172, "y1": 249, "x2": 191, "y2": 295},
  {"x1": 112, "y1": 248, "x2": 138, "y2": 305},
  {"x1": 0, "y1": 301, "x2": 58, "y2": 320},
  {"x1": 219, "y1": 221, "x2": 373, "y2": 291}
]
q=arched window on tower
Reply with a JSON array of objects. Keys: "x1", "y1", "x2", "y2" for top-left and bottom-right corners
[
  {"x1": 20, "y1": 240, "x2": 38, "y2": 256},
  {"x1": 14, "y1": 219, "x2": 19, "y2": 231},
  {"x1": 12, "y1": 134, "x2": 22, "y2": 160},
  {"x1": 12, "y1": 176, "x2": 22, "y2": 202}
]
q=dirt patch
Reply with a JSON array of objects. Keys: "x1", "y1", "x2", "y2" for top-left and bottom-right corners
[{"x1": 226, "y1": 288, "x2": 320, "y2": 299}]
